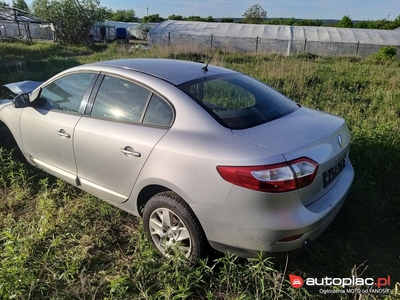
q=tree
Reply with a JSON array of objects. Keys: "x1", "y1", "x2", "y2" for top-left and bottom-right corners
[
  {"x1": 186, "y1": 15, "x2": 202, "y2": 21},
  {"x1": 203, "y1": 15, "x2": 216, "y2": 22},
  {"x1": 168, "y1": 14, "x2": 183, "y2": 20},
  {"x1": 108, "y1": 9, "x2": 137, "y2": 22},
  {"x1": 353, "y1": 16, "x2": 400, "y2": 30},
  {"x1": 141, "y1": 13, "x2": 164, "y2": 23},
  {"x1": 221, "y1": 17, "x2": 234, "y2": 23},
  {"x1": 12, "y1": 0, "x2": 29, "y2": 11},
  {"x1": 242, "y1": 4, "x2": 267, "y2": 24},
  {"x1": 392, "y1": 14, "x2": 400, "y2": 29},
  {"x1": 294, "y1": 19, "x2": 323, "y2": 26},
  {"x1": 167, "y1": 14, "x2": 215, "y2": 22},
  {"x1": 0, "y1": 1, "x2": 9, "y2": 6},
  {"x1": 32, "y1": 0, "x2": 109, "y2": 44},
  {"x1": 336, "y1": 15, "x2": 353, "y2": 28}
]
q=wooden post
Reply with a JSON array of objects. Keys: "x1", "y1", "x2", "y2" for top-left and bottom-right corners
[
  {"x1": 25, "y1": 22, "x2": 32, "y2": 42},
  {"x1": 303, "y1": 38, "x2": 307, "y2": 53},
  {"x1": 168, "y1": 32, "x2": 170, "y2": 46},
  {"x1": 355, "y1": 41, "x2": 360, "y2": 57},
  {"x1": 255, "y1": 36, "x2": 261, "y2": 53},
  {"x1": 13, "y1": 8, "x2": 22, "y2": 38},
  {"x1": 210, "y1": 34, "x2": 213, "y2": 48}
]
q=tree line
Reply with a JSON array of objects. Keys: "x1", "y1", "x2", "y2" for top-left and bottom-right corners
[{"x1": 1, "y1": 1, "x2": 399, "y2": 44}]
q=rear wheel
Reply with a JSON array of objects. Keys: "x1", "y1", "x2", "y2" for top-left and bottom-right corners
[{"x1": 143, "y1": 192, "x2": 207, "y2": 260}]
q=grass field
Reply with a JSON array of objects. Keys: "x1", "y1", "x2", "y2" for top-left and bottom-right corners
[{"x1": 0, "y1": 41, "x2": 399, "y2": 299}]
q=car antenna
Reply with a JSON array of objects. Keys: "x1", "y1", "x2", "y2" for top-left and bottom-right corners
[{"x1": 202, "y1": 47, "x2": 218, "y2": 72}]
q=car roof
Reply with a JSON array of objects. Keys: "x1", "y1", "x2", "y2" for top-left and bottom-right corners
[{"x1": 87, "y1": 58, "x2": 237, "y2": 85}]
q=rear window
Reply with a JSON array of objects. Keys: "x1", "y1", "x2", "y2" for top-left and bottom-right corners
[{"x1": 178, "y1": 74, "x2": 299, "y2": 129}]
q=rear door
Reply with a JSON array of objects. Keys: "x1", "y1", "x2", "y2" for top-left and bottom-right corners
[
  {"x1": 19, "y1": 72, "x2": 98, "y2": 185},
  {"x1": 73, "y1": 75, "x2": 174, "y2": 203}
]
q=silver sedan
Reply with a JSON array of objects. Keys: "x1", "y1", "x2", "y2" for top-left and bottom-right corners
[{"x1": 0, "y1": 59, "x2": 354, "y2": 259}]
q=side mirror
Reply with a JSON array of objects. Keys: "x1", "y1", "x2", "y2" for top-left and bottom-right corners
[{"x1": 13, "y1": 93, "x2": 31, "y2": 108}]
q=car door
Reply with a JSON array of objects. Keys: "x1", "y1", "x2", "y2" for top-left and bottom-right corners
[
  {"x1": 19, "y1": 72, "x2": 98, "y2": 185},
  {"x1": 73, "y1": 75, "x2": 174, "y2": 203}
]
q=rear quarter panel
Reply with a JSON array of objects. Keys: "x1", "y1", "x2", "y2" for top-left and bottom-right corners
[{"x1": 125, "y1": 79, "x2": 285, "y2": 209}]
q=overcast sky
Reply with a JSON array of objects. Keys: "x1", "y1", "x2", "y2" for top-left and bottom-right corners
[{"x1": 24, "y1": 0, "x2": 399, "y2": 21}]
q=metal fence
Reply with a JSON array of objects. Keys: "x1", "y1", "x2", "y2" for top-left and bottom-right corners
[{"x1": 149, "y1": 32, "x2": 400, "y2": 58}]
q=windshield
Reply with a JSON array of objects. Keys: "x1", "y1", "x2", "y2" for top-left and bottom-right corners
[{"x1": 177, "y1": 74, "x2": 299, "y2": 129}]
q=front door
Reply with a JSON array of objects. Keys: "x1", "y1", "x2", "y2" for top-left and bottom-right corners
[{"x1": 19, "y1": 72, "x2": 98, "y2": 185}]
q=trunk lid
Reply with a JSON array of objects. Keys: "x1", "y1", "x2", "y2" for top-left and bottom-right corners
[{"x1": 233, "y1": 107, "x2": 351, "y2": 206}]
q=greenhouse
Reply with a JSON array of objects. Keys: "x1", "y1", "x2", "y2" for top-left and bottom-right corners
[
  {"x1": 0, "y1": 6, "x2": 52, "y2": 41},
  {"x1": 148, "y1": 20, "x2": 400, "y2": 57},
  {"x1": 91, "y1": 21, "x2": 158, "y2": 42}
]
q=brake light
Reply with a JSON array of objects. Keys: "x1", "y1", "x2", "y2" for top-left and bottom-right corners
[{"x1": 217, "y1": 158, "x2": 318, "y2": 193}]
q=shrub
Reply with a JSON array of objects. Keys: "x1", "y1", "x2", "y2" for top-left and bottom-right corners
[{"x1": 373, "y1": 46, "x2": 397, "y2": 61}]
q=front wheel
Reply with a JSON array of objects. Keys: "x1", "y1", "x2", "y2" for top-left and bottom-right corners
[
  {"x1": 143, "y1": 192, "x2": 207, "y2": 260},
  {"x1": 0, "y1": 126, "x2": 15, "y2": 149}
]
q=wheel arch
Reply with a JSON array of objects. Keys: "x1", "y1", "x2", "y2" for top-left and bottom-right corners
[
  {"x1": 134, "y1": 178, "x2": 197, "y2": 217},
  {"x1": 142, "y1": 189, "x2": 210, "y2": 259},
  {"x1": 137, "y1": 185, "x2": 208, "y2": 239},
  {"x1": 0, "y1": 121, "x2": 17, "y2": 149},
  {"x1": 136, "y1": 184, "x2": 171, "y2": 216}
]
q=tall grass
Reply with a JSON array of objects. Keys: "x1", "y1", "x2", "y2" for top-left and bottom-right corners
[{"x1": 0, "y1": 41, "x2": 399, "y2": 299}]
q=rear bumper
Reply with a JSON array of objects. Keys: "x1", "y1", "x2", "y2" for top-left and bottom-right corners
[{"x1": 192, "y1": 160, "x2": 354, "y2": 258}]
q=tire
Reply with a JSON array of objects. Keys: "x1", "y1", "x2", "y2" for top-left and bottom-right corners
[
  {"x1": 143, "y1": 191, "x2": 207, "y2": 260},
  {"x1": 0, "y1": 126, "x2": 24, "y2": 160},
  {"x1": 0, "y1": 126, "x2": 16, "y2": 150}
]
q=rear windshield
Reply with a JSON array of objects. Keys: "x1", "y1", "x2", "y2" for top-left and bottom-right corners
[{"x1": 177, "y1": 74, "x2": 299, "y2": 129}]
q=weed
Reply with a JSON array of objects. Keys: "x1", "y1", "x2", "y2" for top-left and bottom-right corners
[
  {"x1": 0, "y1": 43, "x2": 399, "y2": 299},
  {"x1": 373, "y1": 46, "x2": 397, "y2": 61}
]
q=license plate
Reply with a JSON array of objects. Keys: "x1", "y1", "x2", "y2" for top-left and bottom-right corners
[{"x1": 323, "y1": 156, "x2": 346, "y2": 188}]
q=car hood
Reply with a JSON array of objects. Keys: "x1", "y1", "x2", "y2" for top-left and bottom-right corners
[
  {"x1": 2, "y1": 80, "x2": 42, "y2": 96},
  {"x1": 232, "y1": 107, "x2": 345, "y2": 154}
]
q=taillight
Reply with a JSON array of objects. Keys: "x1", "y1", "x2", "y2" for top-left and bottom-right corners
[{"x1": 217, "y1": 158, "x2": 318, "y2": 193}]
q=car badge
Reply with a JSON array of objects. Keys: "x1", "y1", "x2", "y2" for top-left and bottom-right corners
[{"x1": 338, "y1": 135, "x2": 343, "y2": 148}]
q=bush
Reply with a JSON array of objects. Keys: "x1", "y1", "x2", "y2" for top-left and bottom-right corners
[{"x1": 373, "y1": 46, "x2": 397, "y2": 61}]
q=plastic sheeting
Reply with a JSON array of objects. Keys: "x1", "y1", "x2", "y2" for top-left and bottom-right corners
[
  {"x1": 0, "y1": 6, "x2": 45, "y2": 23},
  {"x1": 0, "y1": 7, "x2": 52, "y2": 40},
  {"x1": 148, "y1": 20, "x2": 400, "y2": 57}
]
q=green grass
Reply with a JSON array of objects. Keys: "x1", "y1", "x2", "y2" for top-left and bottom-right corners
[{"x1": 0, "y1": 41, "x2": 399, "y2": 299}]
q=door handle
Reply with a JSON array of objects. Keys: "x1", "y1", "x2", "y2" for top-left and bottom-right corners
[
  {"x1": 56, "y1": 129, "x2": 71, "y2": 138},
  {"x1": 120, "y1": 146, "x2": 141, "y2": 158}
]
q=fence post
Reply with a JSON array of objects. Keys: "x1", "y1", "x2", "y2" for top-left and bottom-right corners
[
  {"x1": 210, "y1": 34, "x2": 213, "y2": 48},
  {"x1": 355, "y1": 41, "x2": 360, "y2": 57},
  {"x1": 255, "y1": 36, "x2": 261, "y2": 53},
  {"x1": 168, "y1": 32, "x2": 170, "y2": 46},
  {"x1": 303, "y1": 38, "x2": 307, "y2": 53}
]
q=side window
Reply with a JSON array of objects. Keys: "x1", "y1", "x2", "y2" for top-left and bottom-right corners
[
  {"x1": 36, "y1": 73, "x2": 95, "y2": 112},
  {"x1": 143, "y1": 94, "x2": 173, "y2": 127},
  {"x1": 91, "y1": 76, "x2": 151, "y2": 123}
]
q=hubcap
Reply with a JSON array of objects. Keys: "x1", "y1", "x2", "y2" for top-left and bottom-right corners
[{"x1": 148, "y1": 208, "x2": 191, "y2": 257}]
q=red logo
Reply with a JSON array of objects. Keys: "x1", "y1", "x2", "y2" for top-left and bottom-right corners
[{"x1": 289, "y1": 274, "x2": 304, "y2": 289}]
